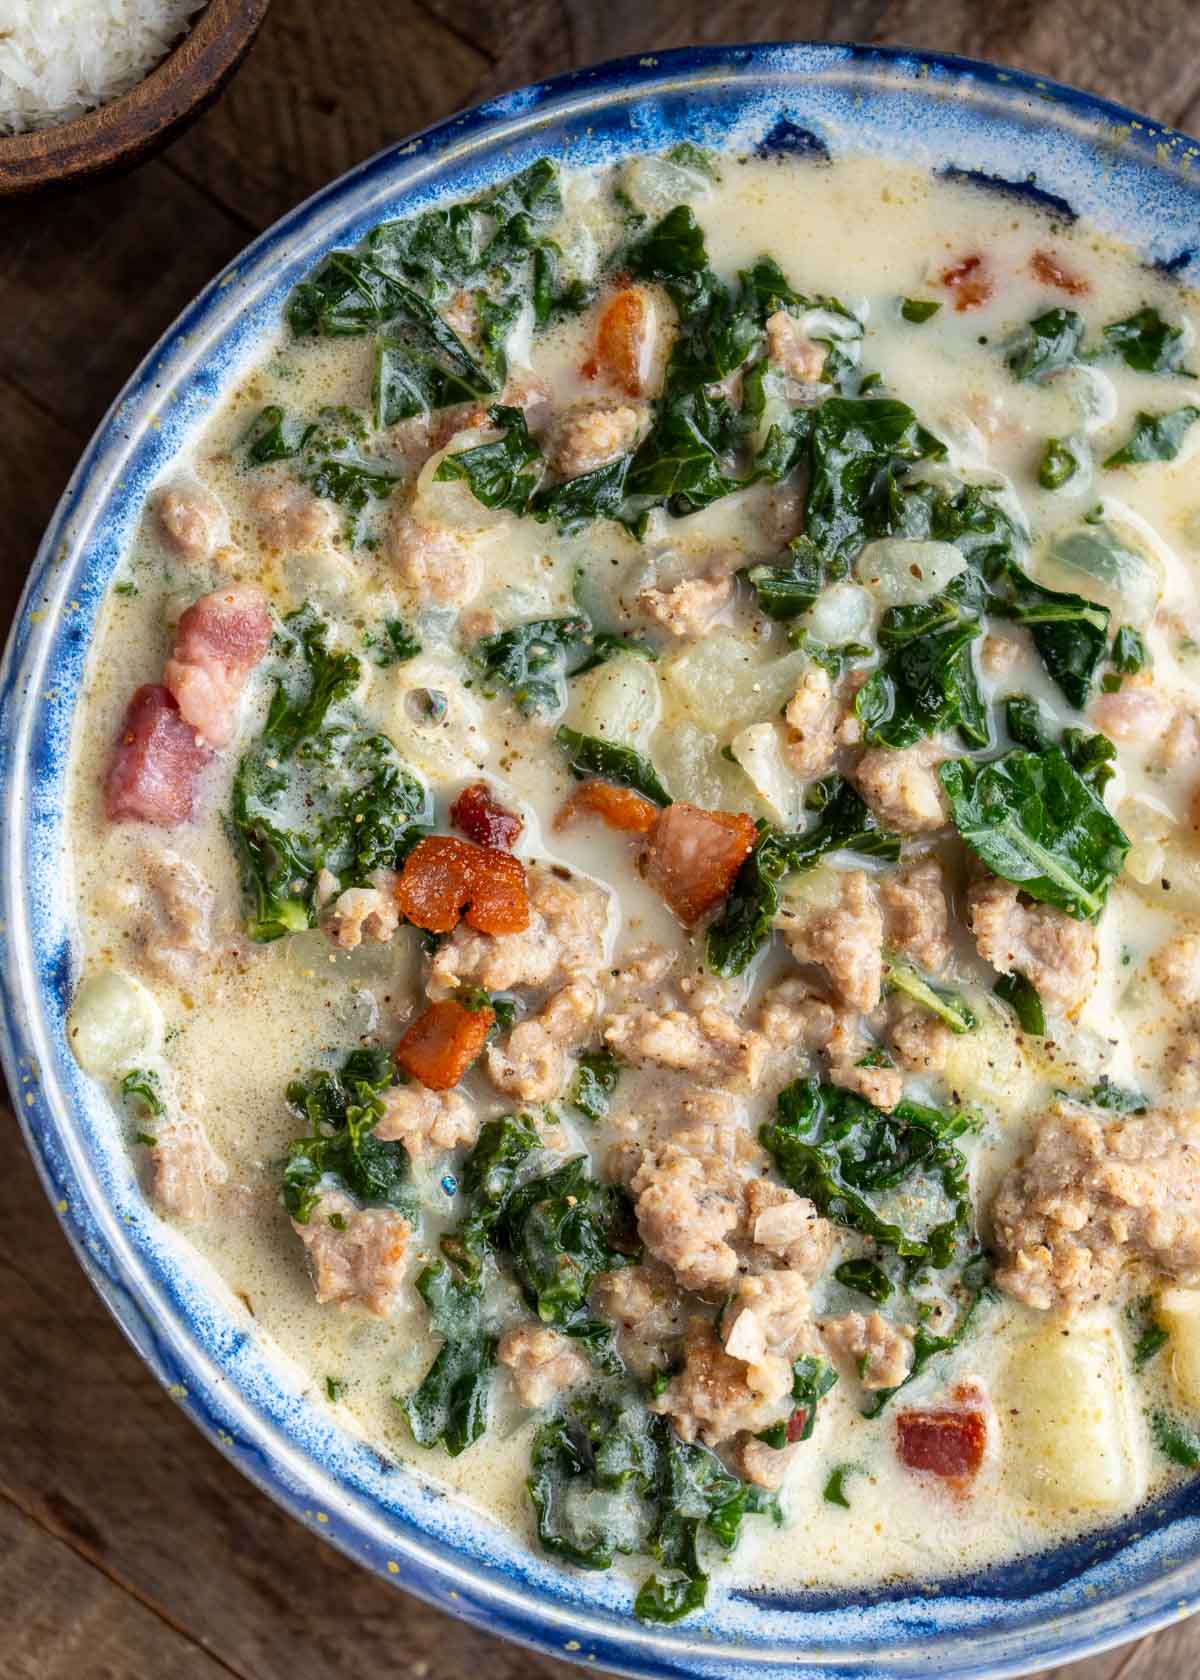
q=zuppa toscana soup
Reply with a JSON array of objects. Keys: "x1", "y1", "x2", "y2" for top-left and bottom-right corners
[{"x1": 65, "y1": 146, "x2": 1200, "y2": 1617}]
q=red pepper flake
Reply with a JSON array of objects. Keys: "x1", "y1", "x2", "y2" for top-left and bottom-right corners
[
  {"x1": 939, "y1": 254, "x2": 993, "y2": 311},
  {"x1": 643, "y1": 803, "x2": 758, "y2": 926},
  {"x1": 449, "y1": 781, "x2": 523, "y2": 850},
  {"x1": 1030, "y1": 248, "x2": 1089, "y2": 296},
  {"x1": 785, "y1": 1407, "x2": 809, "y2": 1444},
  {"x1": 896, "y1": 1408, "x2": 987, "y2": 1480},
  {"x1": 395, "y1": 835, "x2": 530, "y2": 934},
  {"x1": 553, "y1": 779, "x2": 659, "y2": 836},
  {"x1": 395, "y1": 998, "x2": 494, "y2": 1091}
]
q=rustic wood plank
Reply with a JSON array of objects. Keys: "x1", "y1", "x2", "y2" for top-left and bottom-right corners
[
  {"x1": 0, "y1": 1495, "x2": 239, "y2": 1680},
  {"x1": 0, "y1": 1121, "x2": 575, "y2": 1680},
  {"x1": 0, "y1": 163, "x2": 250, "y2": 440},
  {"x1": 0, "y1": 378, "x2": 82, "y2": 614},
  {"x1": 161, "y1": 0, "x2": 493, "y2": 230},
  {"x1": 476, "y1": 0, "x2": 1200, "y2": 133}
]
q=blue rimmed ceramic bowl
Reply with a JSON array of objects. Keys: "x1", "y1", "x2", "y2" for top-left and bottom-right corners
[{"x1": 4, "y1": 41, "x2": 1200, "y2": 1680}]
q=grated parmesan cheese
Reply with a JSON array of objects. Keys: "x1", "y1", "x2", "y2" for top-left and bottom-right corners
[{"x1": 0, "y1": 0, "x2": 207, "y2": 136}]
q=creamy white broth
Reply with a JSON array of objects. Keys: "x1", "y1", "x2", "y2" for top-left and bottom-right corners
[{"x1": 64, "y1": 149, "x2": 1200, "y2": 1611}]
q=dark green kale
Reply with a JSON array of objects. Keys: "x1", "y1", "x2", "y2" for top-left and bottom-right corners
[
  {"x1": 900, "y1": 298, "x2": 941, "y2": 324},
  {"x1": 566, "y1": 631, "x2": 658, "y2": 679},
  {"x1": 938, "y1": 747, "x2": 1130, "y2": 921},
  {"x1": 241, "y1": 403, "x2": 304, "y2": 464},
  {"x1": 555, "y1": 726, "x2": 672, "y2": 807},
  {"x1": 706, "y1": 780, "x2": 900, "y2": 978},
  {"x1": 1129, "y1": 1297, "x2": 1169, "y2": 1369},
  {"x1": 885, "y1": 962, "x2": 977, "y2": 1034},
  {"x1": 290, "y1": 161, "x2": 570, "y2": 418},
  {"x1": 787, "y1": 1356, "x2": 839, "y2": 1441},
  {"x1": 1152, "y1": 1411, "x2": 1200, "y2": 1469},
  {"x1": 281, "y1": 1047, "x2": 405, "y2": 1223},
  {"x1": 1111, "y1": 625, "x2": 1149, "y2": 675},
  {"x1": 570, "y1": 1050, "x2": 621, "y2": 1121},
  {"x1": 440, "y1": 1113, "x2": 541, "y2": 1280},
  {"x1": 498, "y1": 1156, "x2": 640, "y2": 1326},
  {"x1": 372, "y1": 295, "x2": 499, "y2": 425},
  {"x1": 853, "y1": 574, "x2": 985, "y2": 749},
  {"x1": 401, "y1": 1259, "x2": 495, "y2": 1456},
  {"x1": 1038, "y1": 437, "x2": 1080, "y2": 490},
  {"x1": 986, "y1": 563, "x2": 1110, "y2": 708},
  {"x1": 470, "y1": 616, "x2": 591, "y2": 714},
  {"x1": 120, "y1": 1067, "x2": 165, "y2": 1120},
  {"x1": 1006, "y1": 308, "x2": 1084, "y2": 382},
  {"x1": 1075, "y1": 1078, "x2": 1147, "y2": 1114},
  {"x1": 761, "y1": 1079, "x2": 973, "y2": 1266},
  {"x1": 993, "y1": 972, "x2": 1046, "y2": 1036},
  {"x1": 531, "y1": 455, "x2": 633, "y2": 535},
  {"x1": 862, "y1": 1253, "x2": 995, "y2": 1416},
  {"x1": 1004, "y1": 695, "x2": 1116, "y2": 794},
  {"x1": 1104, "y1": 406, "x2": 1200, "y2": 467},
  {"x1": 742, "y1": 536, "x2": 831, "y2": 622},
  {"x1": 621, "y1": 388, "x2": 745, "y2": 521},
  {"x1": 434, "y1": 404, "x2": 544, "y2": 512},
  {"x1": 822, "y1": 1465, "x2": 856, "y2": 1506},
  {"x1": 365, "y1": 618, "x2": 422, "y2": 666},
  {"x1": 803, "y1": 397, "x2": 945, "y2": 573},
  {"x1": 231, "y1": 610, "x2": 429, "y2": 941},
  {"x1": 1102, "y1": 307, "x2": 1193, "y2": 375},
  {"x1": 834, "y1": 1258, "x2": 894, "y2": 1303}
]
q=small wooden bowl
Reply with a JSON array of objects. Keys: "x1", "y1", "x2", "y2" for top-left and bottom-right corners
[{"x1": 0, "y1": 0, "x2": 270, "y2": 197}]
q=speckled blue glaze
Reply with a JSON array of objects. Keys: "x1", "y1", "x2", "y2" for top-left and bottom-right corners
[{"x1": 3, "y1": 42, "x2": 1200, "y2": 1680}]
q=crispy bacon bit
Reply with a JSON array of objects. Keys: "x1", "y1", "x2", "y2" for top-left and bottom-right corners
[
  {"x1": 105, "y1": 684, "x2": 213, "y2": 827},
  {"x1": 450, "y1": 782, "x2": 524, "y2": 851},
  {"x1": 896, "y1": 1408, "x2": 988, "y2": 1480},
  {"x1": 939, "y1": 254, "x2": 993, "y2": 312},
  {"x1": 1031, "y1": 248, "x2": 1089, "y2": 296},
  {"x1": 395, "y1": 835, "x2": 530, "y2": 934},
  {"x1": 553, "y1": 779, "x2": 659, "y2": 836},
  {"x1": 395, "y1": 999, "x2": 494, "y2": 1091},
  {"x1": 584, "y1": 286, "x2": 655, "y2": 397},
  {"x1": 643, "y1": 803, "x2": 757, "y2": 925},
  {"x1": 164, "y1": 584, "x2": 273, "y2": 748}
]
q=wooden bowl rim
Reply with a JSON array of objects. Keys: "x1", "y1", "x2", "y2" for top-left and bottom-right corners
[{"x1": 0, "y1": 0, "x2": 270, "y2": 192}]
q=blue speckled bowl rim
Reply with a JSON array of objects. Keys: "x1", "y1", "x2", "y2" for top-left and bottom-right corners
[{"x1": 4, "y1": 40, "x2": 1200, "y2": 1680}]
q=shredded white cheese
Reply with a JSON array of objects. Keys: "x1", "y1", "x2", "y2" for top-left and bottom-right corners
[{"x1": 0, "y1": 0, "x2": 207, "y2": 136}]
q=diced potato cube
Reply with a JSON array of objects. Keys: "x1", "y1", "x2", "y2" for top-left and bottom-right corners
[
  {"x1": 730, "y1": 721, "x2": 806, "y2": 826},
  {"x1": 662, "y1": 630, "x2": 807, "y2": 733},
  {"x1": 653, "y1": 718, "x2": 756, "y2": 813},
  {"x1": 1157, "y1": 1288, "x2": 1200, "y2": 1408},
  {"x1": 566, "y1": 654, "x2": 661, "y2": 746},
  {"x1": 941, "y1": 1006, "x2": 1034, "y2": 1118},
  {"x1": 1000, "y1": 1317, "x2": 1143, "y2": 1509},
  {"x1": 69, "y1": 969, "x2": 163, "y2": 1079},
  {"x1": 382, "y1": 660, "x2": 486, "y2": 780}
]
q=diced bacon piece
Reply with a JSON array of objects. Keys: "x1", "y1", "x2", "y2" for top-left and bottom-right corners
[
  {"x1": 105, "y1": 685, "x2": 213, "y2": 827},
  {"x1": 1031, "y1": 249, "x2": 1089, "y2": 295},
  {"x1": 164, "y1": 584, "x2": 272, "y2": 748},
  {"x1": 584, "y1": 286, "x2": 657, "y2": 397},
  {"x1": 395, "y1": 998, "x2": 494, "y2": 1090},
  {"x1": 896, "y1": 1407, "x2": 988, "y2": 1480},
  {"x1": 643, "y1": 803, "x2": 757, "y2": 925},
  {"x1": 395, "y1": 835, "x2": 530, "y2": 934},
  {"x1": 450, "y1": 782, "x2": 523, "y2": 850},
  {"x1": 939, "y1": 254, "x2": 993, "y2": 311},
  {"x1": 553, "y1": 779, "x2": 659, "y2": 835}
]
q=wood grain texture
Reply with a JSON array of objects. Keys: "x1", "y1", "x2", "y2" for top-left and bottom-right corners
[{"x1": 1, "y1": 2, "x2": 1199, "y2": 1676}]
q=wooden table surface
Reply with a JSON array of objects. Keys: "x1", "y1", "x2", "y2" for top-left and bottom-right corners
[{"x1": 4, "y1": 3, "x2": 1200, "y2": 1676}]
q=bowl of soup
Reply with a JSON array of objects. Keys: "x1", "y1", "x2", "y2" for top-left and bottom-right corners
[{"x1": 5, "y1": 40, "x2": 1200, "y2": 1680}]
